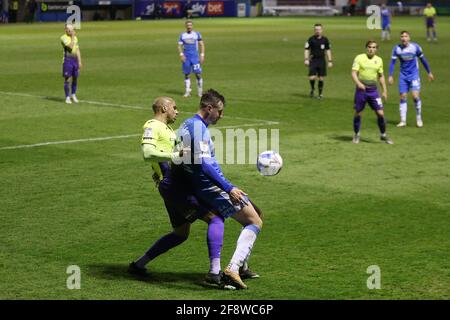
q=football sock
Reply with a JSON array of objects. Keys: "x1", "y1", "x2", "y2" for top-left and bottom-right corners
[
  {"x1": 414, "y1": 98, "x2": 422, "y2": 119},
  {"x1": 71, "y1": 77, "x2": 77, "y2": 95},
  {"x1": 318, "y1": 80, "x2": 324, "y2": 95},
  {"x1": 400, "y1": 98, "x2": 407, "y2": 122},
  {"x1": 197, "y1": 77, "x2": 203, "y2": 90},
  {"x1": 228, "y1": 224, "x2": 260, "y2": 273},
  {"x1": 377, "y1": 115, "x2": 386, "y2": 134},
  {"x1": 135, "y1": 232, "x2": 187, "y2": 269},
  {"x1": 309, "y1": 80, "x2": 315, "y2": 91},
  {"x1": 353, "y1": 115, "x2": 361, "y2": 134},
  {"x1": 207, "y1": 216, "x2": 224, "y2": 274},
  {"x1": 64, "y1": 81, "x2": 70, "y2": 97},
  {"x1": 184, "y1": 78, "x2": 191, "y2": 91}
]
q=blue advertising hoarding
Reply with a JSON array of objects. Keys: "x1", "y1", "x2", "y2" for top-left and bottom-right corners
[{"x1": 134, "y1": 0, "x2": 243, "y2": 19}]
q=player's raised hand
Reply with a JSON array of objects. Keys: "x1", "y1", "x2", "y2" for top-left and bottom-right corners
[
  {"x1": 428, "y1": 73, "x2": 434, "y2": 81},
  {"x1": 229, "y1": 187, "x2": 248, "y2": 206},
  {"x1": 388, "y1": 76, "x2": 394, "y2": 85}
]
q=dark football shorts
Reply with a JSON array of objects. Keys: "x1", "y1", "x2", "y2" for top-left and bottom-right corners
[
  {"x1": 158, "y1": 179, "x2": 210, "y2": 228},
  {"x1": 308, "y1": 58, "x2": 327, "y2": 77}
]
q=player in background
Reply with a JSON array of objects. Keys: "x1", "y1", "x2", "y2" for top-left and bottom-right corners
[
  {"x1": 388, "y1": 31, "x2": 434, "y2": 128},
  {"x1": 128, "y1": 97, "x2": 229, "y2": 287},
  {"x1": 304, "y1": 24, "x2": 333, "y2": 99},
  {"x1": 424, "y1": 3, "x2": 437, "y2": 42},
  {"x1": 381, "y1": 4, "x2": 392, "y2": 41},
  {"x1": 176, "y1": 89, "x2": 264, "y2": 289},
  {"x1": 351, "y1": 41, "x2": 392, "y2": 145},
  {"x1": 178, "y1": 20, "x2": 205, "y2": 98},
  {"x1": 61, "y1": 23, "x2": 82, "y2": 104}
]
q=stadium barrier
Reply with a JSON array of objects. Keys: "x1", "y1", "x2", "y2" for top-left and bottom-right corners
[{"x1": 262, "y1": 0, "x2": 339, "y2": 16}]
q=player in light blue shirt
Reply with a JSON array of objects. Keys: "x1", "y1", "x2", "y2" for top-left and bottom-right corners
[
  {"x1": 388, "y1": 31, "x2": 434, "y2": 127},
  {"x1": 381, "y1": 4, "x2": 392, "y2": 41},
  {"x1": 178, "y1": 20, "x2": 205, "y2": 98},
  {"x1": 175, "y1": 89, "x2": 264, "y2": 290}
]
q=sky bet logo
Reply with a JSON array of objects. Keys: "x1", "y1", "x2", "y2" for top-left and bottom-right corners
[
  {"x1": 192, "y1": 3, "x2": 207, "y2": 15},
  {"x1": 207, "y1": 2, "x2": 224, "y2": 15}
]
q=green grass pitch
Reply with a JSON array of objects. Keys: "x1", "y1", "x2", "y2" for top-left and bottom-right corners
[{"x1": 0, "y1": 16, "x2": 449, "y2": 299}]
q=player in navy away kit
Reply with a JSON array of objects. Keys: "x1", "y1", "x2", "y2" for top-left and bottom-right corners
[
  {"x1": 388, "y1": 31, "x2": 434, "y2": 128},
  {"x1": 176, "y1": 89, "x2": 264, "y2": 290},
  {"x1": 178, "y1": 20, "x2": 205, "y2": 97}
]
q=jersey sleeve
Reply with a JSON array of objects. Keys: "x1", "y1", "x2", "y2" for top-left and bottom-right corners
[
  {"x1": 415, "y1": 44, "x2": 424, "y2": 58},
  {"x1": 61, "y1": 35, "x2": 70, "y2": 47},
  {"x1": 304, "y1": 38, "x2": 311, "y2": 49},
  {"x1": 325, "y1": 38, "x2": 330, "y2": 50},
  {"x1": 142, "y1": 123, "x2": 160, "y2": 146},
  {"x1": 378, "y1": 58, "x2": 384, "y2": 75},
  {"x1": 194, "y1": 125, "x2": 234, "y2": 193}
]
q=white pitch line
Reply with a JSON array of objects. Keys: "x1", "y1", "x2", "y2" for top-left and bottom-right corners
[
  {"x1": 0, "y1": 90, "x2": 280, "y2": 125},
  {"x1": 0, "y1": 134, "x2": 139, "y2": 150},
  {"x1": 0, "y1": 123, "x2": 279, "y2": 151}
]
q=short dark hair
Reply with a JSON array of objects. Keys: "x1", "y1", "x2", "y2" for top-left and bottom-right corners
[
  {"x1": 200, "y1": 89, "x2": 225, "y2": 110},
  {"x1": 400, "y1": 30, "x2": 410, "y2": 36},
  {"x1": 314, "y1": 24, "x2": 322, "y2": 28},
  {"x1": 366, "y1": 40, "x2": 378, "y2": 48}
]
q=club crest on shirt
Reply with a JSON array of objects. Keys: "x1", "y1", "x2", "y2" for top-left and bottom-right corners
[{"x1": 321, "y1": 44, "x2": 325, "y2": 50}]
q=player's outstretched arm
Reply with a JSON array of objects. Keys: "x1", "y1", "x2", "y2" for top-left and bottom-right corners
[{"x1": 142, "y1": 144, "x2": 180, "y2": 162}]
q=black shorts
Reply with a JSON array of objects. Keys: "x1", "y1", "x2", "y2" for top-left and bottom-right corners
[
  {"x1": 308, "y1": 59, "x2": 327, "y2": 77},
  {"x1": 158, "y1": 179, "x2": 210, "y2": 228}
]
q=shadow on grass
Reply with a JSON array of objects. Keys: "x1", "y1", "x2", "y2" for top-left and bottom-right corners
[
  {"x1": 44, "y1": 96, "x2": 65, "y2": 103},
  {"x1": 86, "y1": 263, "x2": 218, "y2": 290},
  {"x1": 329, "y1": 134, "x2": 374, "y2": 143}
]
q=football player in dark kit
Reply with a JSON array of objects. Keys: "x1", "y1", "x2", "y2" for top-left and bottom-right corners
[{"x1": 304, "y1": 24, "x2": 333, "y2": 99}]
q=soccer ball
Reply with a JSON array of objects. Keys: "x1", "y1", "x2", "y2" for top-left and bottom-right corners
[{"x1": 257, "y1": 151, "x2": 283, "y2": 176}]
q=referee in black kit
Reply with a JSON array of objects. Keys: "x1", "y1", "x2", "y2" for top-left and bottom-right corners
[{"x1": 304, "y1": 24, "x2": 333, "y2": 99}]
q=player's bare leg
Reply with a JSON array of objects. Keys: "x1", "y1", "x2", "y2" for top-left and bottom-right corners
[
  {"x1": 397, "y1": 92, "x2": 408, "y2": 127},
  {"x1": 412, "y1": 90, "x2": 423, "y2": 127}
]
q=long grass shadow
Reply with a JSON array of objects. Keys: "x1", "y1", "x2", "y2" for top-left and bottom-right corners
[
  {"x1": 44, "y1": 96, "x2": 65, "y2": 103},
  {"x1": 329, "y1": 134, "x2": 374, "y2": 143},
  {"x1": 86, "y1": 263, "x2": 217, "y2": 290}
]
